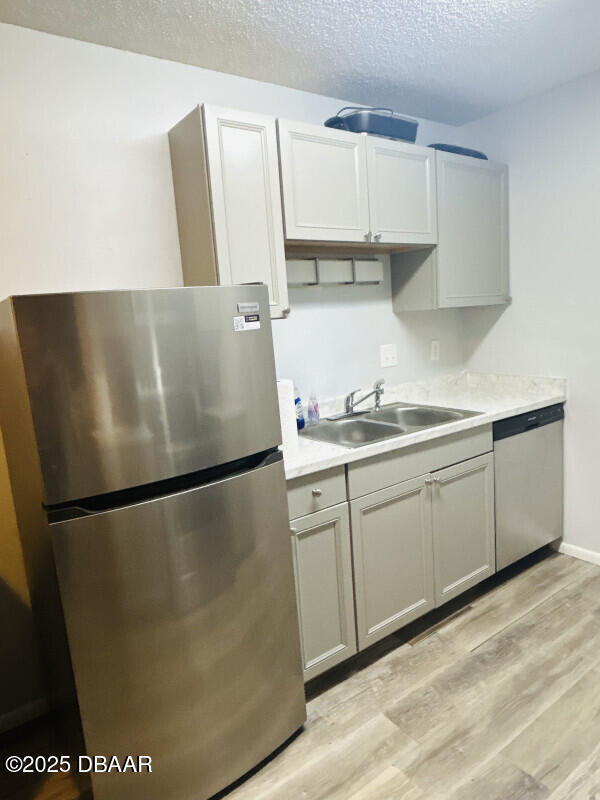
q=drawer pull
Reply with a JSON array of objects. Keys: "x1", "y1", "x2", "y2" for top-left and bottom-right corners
[{"x1": 312, "y1": 488, "x2": 323, "y2": 497}]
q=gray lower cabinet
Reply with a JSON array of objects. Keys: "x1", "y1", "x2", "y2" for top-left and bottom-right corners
[
  {"x1": 290, "y1": 502, "x2": 357, "y2": 681},
  {"x1": 350, "y1": 475, "x2": 435, "y2": 650},
  {"x1": 287, "y1": 439, "x2": 496, "y2": 678},
  {"x1": 432, "y1": 452, "x2": 496, "y2": 606}
]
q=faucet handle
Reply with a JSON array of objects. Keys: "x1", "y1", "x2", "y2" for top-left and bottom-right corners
[
  {"x1": 373, "y1": 379, "x2": 385, "y2": 410},
  {"x1": 345, "y1": 389, "x2": 361, "y2": 413}
]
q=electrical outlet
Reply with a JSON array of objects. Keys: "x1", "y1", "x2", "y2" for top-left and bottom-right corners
[
  {"x1": 430, "y1": 339, "x2": 441, "y2": 361},
  {"x1": 380, "y1": 343, "x2": 398, "y2": 368}
]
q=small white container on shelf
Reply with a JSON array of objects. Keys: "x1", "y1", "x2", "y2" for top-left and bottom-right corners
[
  {"x1": 286, "y1": 259, "x2": 318, "y2": 286},
  {"x1": 317, "y1": 259, "x2": 354, "y2": 284},
  {"x1": 286, "y1": 256, "x2": 384, "y2": 286},
  {"x1": 354, "y1": 259, "x2": 384, "y2": 284}
]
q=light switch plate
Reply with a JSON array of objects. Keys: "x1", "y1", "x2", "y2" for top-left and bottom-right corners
[
  {"x1": 380, "y1": 343, "x2": 398, "y2": 368},
  {"x1": 430, "y1": 339, "x2": 441, "y2": 361}
]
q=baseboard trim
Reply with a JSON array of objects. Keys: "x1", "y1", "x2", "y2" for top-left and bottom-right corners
[
  {"x1": 0, "y1": 697, "x2": 49, "y2": 734},
  {"x1": 558, "y1": 541, "x2": 600, "y2": 567}
]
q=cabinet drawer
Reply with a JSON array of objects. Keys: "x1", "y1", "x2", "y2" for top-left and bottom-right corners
[
  {"x1": 287, "y1": 466, "x2": 346, "y2": 519},
  {"x1": 348, "y1": 425, "x2": 492, "y2": 499}
]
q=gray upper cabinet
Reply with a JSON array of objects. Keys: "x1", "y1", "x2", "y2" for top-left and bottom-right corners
[
  {"x1": 392, "y1": 151, "x2": 509, "y2": 310},
  {"x1": 277, "y1": 119, "x2": 370, "y2": 243},
  {"x1": 436, "y1": 152, "x2": 509, "y2": 307},
  {"x1": 350, "y1": 475, "x2": 435, "y2": 650},
  {"x1": 432, "y1": 452, "x2": 496, "y2": 606},
  {"x1": 277, "y1": 119, "x2": 438, "y2": 246},
  {"x1": 366, "y1": 138, "x2": 437, "y2": 245},
  {"x1": 169, "y1": 105, "x2": 289, "y2": 319},
  {"x1": 290, "y1": 503, "x2": 357, "y2": 681}
]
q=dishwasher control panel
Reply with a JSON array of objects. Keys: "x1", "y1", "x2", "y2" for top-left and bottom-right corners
[{"x1": 493, "y1": 403, "x2": 564, "y2": 441}]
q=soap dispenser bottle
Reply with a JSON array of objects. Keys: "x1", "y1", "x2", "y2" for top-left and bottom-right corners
[
  {"x1": 307, "y1": 393, "x2": 320, "y2": 426},
  {"x1": 294, "y1": 385, "x2": 305, "y2": 431}
]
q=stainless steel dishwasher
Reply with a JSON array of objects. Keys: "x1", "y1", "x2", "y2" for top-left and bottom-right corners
[{"x1": 493, "y1": 404, "x2": 564, "y2": 570}]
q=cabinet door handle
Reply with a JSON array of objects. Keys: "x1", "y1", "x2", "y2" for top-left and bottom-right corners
[
  {"x1": 290, "y1": 527, "x2": 297, "y2": 534},
  {"x1": 374, "y1": 232, "x2": 382, "y2": 241},
  {"x1": 364, "y1": 231, "x2": 372, "y2": 242},
  {"x1": 312, "y1": 488, "x2": 323, "y2": 497},
  {"x1": 424, "y1": 477, "x2": 433, "y2": 485}
]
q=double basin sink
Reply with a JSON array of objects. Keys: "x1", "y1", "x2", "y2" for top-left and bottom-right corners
[{"x1": 301, "y1": 402, "x2": 481, "y2": 449}]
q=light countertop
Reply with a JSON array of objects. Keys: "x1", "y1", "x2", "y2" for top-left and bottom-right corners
[{"x1": 283, "y1": 372, "x2": 567, "y2": 480}]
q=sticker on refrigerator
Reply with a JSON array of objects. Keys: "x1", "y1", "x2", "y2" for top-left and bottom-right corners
[{"x1": 233, "y1": 314, "x2": 261, "y2": 332}]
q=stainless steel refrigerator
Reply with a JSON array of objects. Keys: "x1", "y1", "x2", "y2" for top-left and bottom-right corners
[{"x1": 0, "y1": 285, "x2": 306, "y2": 800}]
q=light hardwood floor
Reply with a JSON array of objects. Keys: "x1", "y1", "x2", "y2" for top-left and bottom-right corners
[
  {"x1": 225, "y1": 549, "x2": 600, "y2": 800},
  {"x1": 2, "y1": 549, "x2": 599, "y2": 799}
]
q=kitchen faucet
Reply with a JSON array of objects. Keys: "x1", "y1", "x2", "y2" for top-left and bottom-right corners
[{"x1": 344, "y1": 379, "x2": 385, "y2": 415}]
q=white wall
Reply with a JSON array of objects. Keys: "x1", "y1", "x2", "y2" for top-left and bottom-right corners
[
  {"x1": 273, "y1": 259, "x2": 466, "y2": 399},
  {"x1": 0, "y1": 22, "x2": 469, "y2": 402},
  {"x1": 6, "y1": 24, "x2": 593, "y2": 550},
  {"x1": 0, "y1": 24, "x2": 470, "y2": 723},
  {"x1": 457, "y1": 69, "x2": 600, "y2": 554}
]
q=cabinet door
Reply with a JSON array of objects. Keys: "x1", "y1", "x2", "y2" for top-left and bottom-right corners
[
  {"x1": 290, "y1": 503, "x2": 357, "y2": 681},
  {"x1": 366, "y1": 139, "x2": 437, "y2": 245},
  {"x1": 432, "y1": 452, "x2": 495, "y2": 606},
  {"x1": 436, "y1": 151, "x2": 509, "y2": 307},
  {"x1": 277, "y1": 120, "x2": 370, "y2": 243},
  {"x1": 351, "y1": 476, "x2": 434, "y2": 650},
  {"x1": 203, "y1": 106, "x2": 289, "y2": 318}
]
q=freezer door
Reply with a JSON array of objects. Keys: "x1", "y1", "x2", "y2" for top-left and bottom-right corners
[
  {"x1": 52, "y1": 455, "x2": 305, "y2": 800},
  {"x1": 12, "y1": 285, "x2": 281, "y2": 505}
]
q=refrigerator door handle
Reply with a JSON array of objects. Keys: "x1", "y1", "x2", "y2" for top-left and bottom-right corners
[{"x1": 47, "y1": 448, "x2": 283, "y2": 522}]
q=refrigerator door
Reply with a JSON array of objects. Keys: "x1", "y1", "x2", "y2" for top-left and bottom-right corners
[
  {"x1": 12, "y1": 285, "x2": 281, "y2": 505},
  {"x1": 51, "y1": 454, "x2": 305, "y2": 800}
]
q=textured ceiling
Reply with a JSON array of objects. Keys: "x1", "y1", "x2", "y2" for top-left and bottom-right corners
[{"x1": 1, "y1": 0, "x2": 600, "y2": 124}]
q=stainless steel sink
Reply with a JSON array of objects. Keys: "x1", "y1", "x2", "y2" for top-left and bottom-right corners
[
  {"x1": 364, "y1": 405, "x2": 470, "y2": 428},
  {"x1": 301, "y1": 418, "x2": 406, "y2": 448},
  {"x1": 301, "y1": 401, "x2": 481, "y2": 448}
]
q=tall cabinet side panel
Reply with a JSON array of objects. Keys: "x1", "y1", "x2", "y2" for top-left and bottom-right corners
[
  {"x1": 0, "y1": 299, "x2": 73, "y2": 707},
  {"x1": 0, "y1": 426, "x2": 48, "y2": 730},
  {"x1": 168, "y1": 107, "x2": 218, "y2": 286}
]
